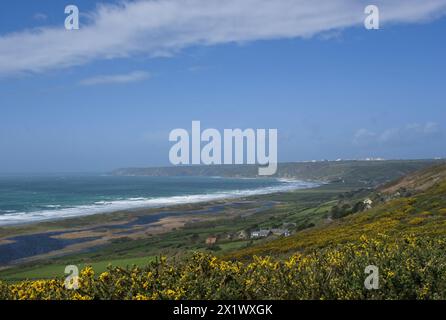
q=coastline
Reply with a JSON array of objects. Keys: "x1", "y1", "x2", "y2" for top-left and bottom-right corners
[
  {"x1": 0, "y1": 178, "x2": 320, "y2": 227},
  {"x1": 0, "y1": 190, "x2": 286, "y2": 266}
]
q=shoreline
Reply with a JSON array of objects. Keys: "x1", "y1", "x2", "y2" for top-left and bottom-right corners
[
  {"x1": 0, "y1": 179, "x2": 320, "y2": 227},
  {"x1": 0, "y1": 195, "x2": 279, "y2": 266}
]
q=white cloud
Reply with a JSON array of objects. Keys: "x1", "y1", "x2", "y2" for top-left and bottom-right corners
[
  {"x1": 354, "y1": 122, "x2": 442, "y2": 146},
  {"x1": 79, "y1": 70, "x2": 150, "y2": 85},
  {"x1": 1, "y1": 0, "x2": 446, "y2": 75}
]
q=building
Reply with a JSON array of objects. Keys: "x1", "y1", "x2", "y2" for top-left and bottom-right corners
[
  {"x1": 250, "y1": 230, "x2": 272, "y2": 238},
  {"x1": 363, "y1": 198, "x2": 373, "y2": 210},
  {"x1": 205, "y1": 237, "x2": 217, "y2": 246},
  {"x1": 271, "y1": 229, "x2": 291, "y2": 237}
]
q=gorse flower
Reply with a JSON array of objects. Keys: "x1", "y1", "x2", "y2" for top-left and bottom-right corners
[{"x1": 1, "y1": 234, "x2": 446, "y2": 300}]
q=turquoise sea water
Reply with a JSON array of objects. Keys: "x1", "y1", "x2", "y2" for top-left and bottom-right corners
[{"x1": 0, "y1": 175, "x2": 318, "y2": 226}]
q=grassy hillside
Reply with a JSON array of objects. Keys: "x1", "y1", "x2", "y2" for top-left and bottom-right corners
[
  {"x1": 226, "y1": 163, "x2": 446, "y2": 260},
  {"x1": 379, "y1": 163, "x2": 446, "y2": 194}
]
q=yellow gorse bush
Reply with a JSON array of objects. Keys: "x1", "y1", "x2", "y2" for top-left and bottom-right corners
[{"x1": 1, "y1": 234, "x2": 446, "y2": 300}]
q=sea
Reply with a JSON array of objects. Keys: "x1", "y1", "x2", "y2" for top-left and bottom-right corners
[{"x1": 0, "y1": 174, "x2": 319, "y2": 226}]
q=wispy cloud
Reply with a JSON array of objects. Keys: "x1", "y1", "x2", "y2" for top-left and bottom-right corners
[
  {"x1": 353, "y1": 122, "x2": 442, "y2": 146},
  {"x1": 79, "y1": 71, "x2": 150, "y2": 86},
  {"x1": 1, "y1": 0, "x2": 446, "y2": 75}
]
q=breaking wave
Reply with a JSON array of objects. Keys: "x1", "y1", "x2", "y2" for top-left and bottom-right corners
[{"x1": 0, "y1": 179, "x2": 319, "y2": 226}]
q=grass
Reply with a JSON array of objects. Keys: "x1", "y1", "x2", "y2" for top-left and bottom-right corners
[
  {"x1": 3, "y1": 236, "x2": 446, "y2": 300},
  {"x1": 0, "y1": 256, "x2": 156, "y2": 282},
  {"x1": 214, "y1": 240, "x2": 251, "y2": 251}
]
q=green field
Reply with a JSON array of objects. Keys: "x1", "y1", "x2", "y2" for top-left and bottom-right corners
[{"x1": 0, "y1": 256, "x2": 156, "y2": 282}]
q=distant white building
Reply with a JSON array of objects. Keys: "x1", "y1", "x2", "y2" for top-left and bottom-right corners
[
  {"x1": 363, "y1": 198, "x2": 373, "y2": 210},
  {"x1": 251, "y1": 229, "x2": 290, "y2": 238},
  {"x1": 250, "y1": 230, "x2": 272, "y2": 238}
]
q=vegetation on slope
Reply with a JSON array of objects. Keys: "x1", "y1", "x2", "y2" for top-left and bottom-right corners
[
  {"x1": 379, "y1": 163, "x2": 446, "y2": 194},
  {"x1": 1, "y1": 235, "x2": 446, "y2": 300},
  {"x1": 1, "y1": 163, "x2": 446, "y2": 300},
  {"x1": 226, "y1": 165, "x2": 446, "y2": 260}
]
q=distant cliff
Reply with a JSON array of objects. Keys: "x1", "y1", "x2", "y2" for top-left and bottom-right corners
[{"x1": 111, "y1": 160, "x2": 443, "y2": 187}]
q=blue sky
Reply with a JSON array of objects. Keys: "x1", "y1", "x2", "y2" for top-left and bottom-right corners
[{"x1": 0, "y1": 0, "x2": 446, "y2": 173}]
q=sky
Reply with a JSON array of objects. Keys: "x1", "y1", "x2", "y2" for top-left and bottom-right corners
[{"x1": 0, "y1": 0, "x2": 446, "y2": 173}]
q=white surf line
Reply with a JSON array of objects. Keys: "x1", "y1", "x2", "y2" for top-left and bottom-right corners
[{"x1": 0, "y1": 180, "x2": 320, "y2": 226}]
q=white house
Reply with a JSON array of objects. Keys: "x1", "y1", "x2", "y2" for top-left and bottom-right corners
[{"x1": 250, "y1": 230, "x2": 271, "y2": 238}]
